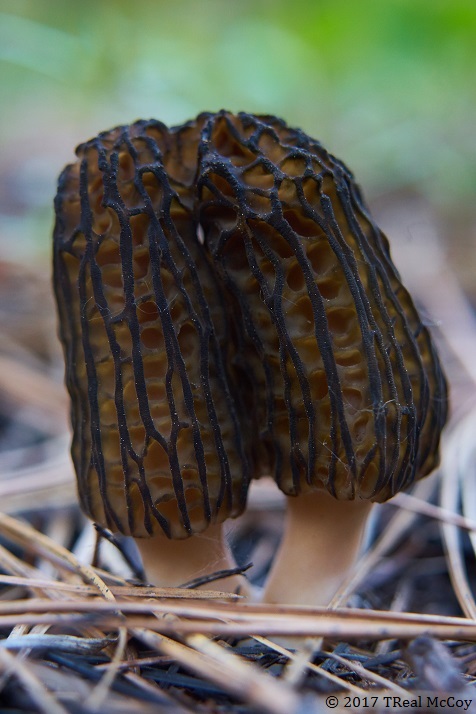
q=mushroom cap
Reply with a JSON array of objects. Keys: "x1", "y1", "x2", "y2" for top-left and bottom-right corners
[
  {"x1": 53, "y1": 117, "x2": 249, "y2": 538},
  {"x1": 197, "y1": 111, "x2": 448, "y2": 501}
]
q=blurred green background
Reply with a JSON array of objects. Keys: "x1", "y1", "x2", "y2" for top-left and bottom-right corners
[{"x1": 0, "y1": 0, "x2": 475, "y2": 290}]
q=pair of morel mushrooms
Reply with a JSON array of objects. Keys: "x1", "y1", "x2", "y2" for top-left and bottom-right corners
[{"x1": 53, "y1": 111, "x2": 447, "y2": 606}]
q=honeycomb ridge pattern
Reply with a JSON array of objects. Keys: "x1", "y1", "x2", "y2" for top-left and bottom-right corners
[
  {"x1": 54, "y1": 117, "x2": 249, "y2": 538},
  {"x1": 53, "y1": 111, "x2": 448, "y2": 537},
  {"x1": 198, "y1": 112, "x2": 447, "y2": 501}
]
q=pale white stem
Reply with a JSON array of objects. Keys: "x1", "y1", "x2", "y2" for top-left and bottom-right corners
[
  {"x1": 135, "y1": 522, "x2": 250, "y2": 596},
  {"x1": 262, "y1": 490, "x2": 373, "y2": 606}
]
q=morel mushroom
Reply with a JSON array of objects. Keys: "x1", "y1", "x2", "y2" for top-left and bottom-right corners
[
  {"x1": 53, "y1": 117, "x2": 251, "y2": 592},
  {"x1": 197, "y1": 111, "x2": 448, "y2": 606},
  {"x1": 54, "y1": 110, "x2": 448, "y2": 605}
]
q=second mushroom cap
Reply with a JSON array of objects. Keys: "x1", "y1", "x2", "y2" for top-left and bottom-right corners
[{"x1": 198, "y1": 111, "x2": 447, "y2": 502}]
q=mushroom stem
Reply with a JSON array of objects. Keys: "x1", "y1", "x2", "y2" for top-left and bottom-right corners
[
  {"x1": 135, "y1": 523, "x2": 251, "y2": 596},
  {"x1": 262, "y1": 490, "x2": 373, "y2": 606}
]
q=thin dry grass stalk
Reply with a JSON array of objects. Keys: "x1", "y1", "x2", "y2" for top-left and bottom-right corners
[
  {"x1": 0, "y1": 647, "x2": 69, "y2": 714},
  {"x1": 325, "y1": 650, "x2": 412, "y2": 695},
  {"x1": 330, "y1": 475, "x2": 438, "y2": 607},
  {"x1": 0, "y1": 353, "x2": 67, "y2": 428},
  {"x1": 253, "y1": 635, "x2": 387, "y2": 695},
  {"x1": 0, "y1": 449, "x2": 76, "y2": 513},
  {"x1": 0, "y1": 598, "x2": 475, "y2": 640},
  {"x1": 0, "y1": 511, "x2": 115, "y2": 599},
  {"x1": 135, "y1": 629, "x2": 301, "y2": 714},
  {"x1": 0, "y1": 574, "x2": 241, "y2": 600},
  {"x1": 440, "y1": 406, "x2": 476, "y2": 619}
]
